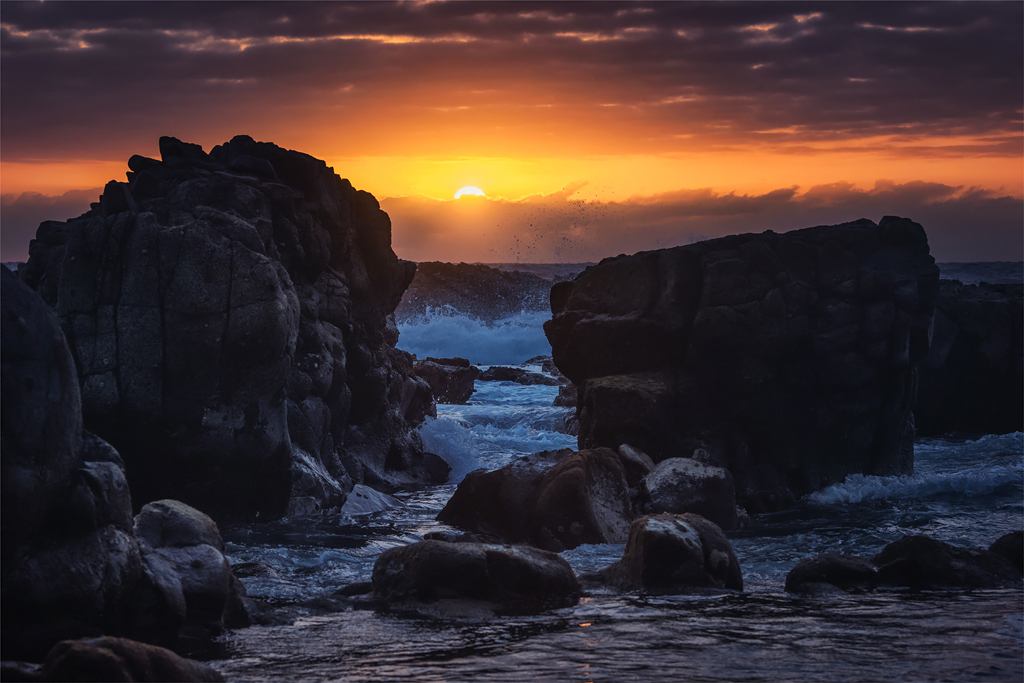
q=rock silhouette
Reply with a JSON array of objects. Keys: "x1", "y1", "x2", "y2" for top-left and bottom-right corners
[
  {"x1": 545, "y1": 217, "x2": 940, "y2": 512},
  {"x1": 20, "y1": 135, "x2": 437, "y2": 521}
]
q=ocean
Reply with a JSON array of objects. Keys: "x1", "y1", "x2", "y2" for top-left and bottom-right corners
[{"x1": 209, "y1": 261, "x2": 1024, "y2": 682}]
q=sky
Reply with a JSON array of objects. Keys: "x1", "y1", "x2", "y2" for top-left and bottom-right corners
[{"x1": 1, "y1": 1, "x2": 1021, "y2": 263}]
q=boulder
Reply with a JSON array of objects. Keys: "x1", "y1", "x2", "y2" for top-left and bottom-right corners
[
  {"x1": 437, "y1": 447, "x2": 634, "y2": 551},
  {"x1": 872, "y1": 535, "x2": 1021, "y2": 590},
  {"x1": 371, "y1": 540, "x2": 579, "y2": 615},
  {"x1": 1, "y1": 269, "x2": 144, "y2": 661},
  {"x1": 395, "y1": 261, "x2": 551, "y2": 321},
  {"x1": 413, "y1": 357, "x2": 481, "y2": 404},
  {"x1": 592, "y1": 513, "x2": 742, "y2": 593},
  {"x1": 989, "y1": 531, "x2": 1023, "y2": 574},
  {"x1": 553, "y1": 383, "x2": 578, "y2": 407},
  {"x1": 39, "y1": 637, "x2": 223, "y2": 682},
  {"x1": 784, "y1": 554, "x2": 878, "y2": 594},
  {"x1": 20, "y1": 135, "x2": 436, "y2": 521},
  {"x1": 545, "y1": 218, "x2": 940, "y2": 512},
  {"x1": 639, "y1": 458, "x2": 738, "y2": 531},
  {"x1": 132, "y1": 500, "x2": 248, "y2": 651},
  {"x1": 479, "y1": 365, "x2": 560, "y2": 385},
  {"x1": 916, "y1": 281, "x2": 1023, "y2": 435}
]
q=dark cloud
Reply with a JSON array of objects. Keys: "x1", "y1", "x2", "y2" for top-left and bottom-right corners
[
  {"x1": 1, "y1": 1, "x2": 1020, "y2": 159},
  {"x1": 383, "y1": 181, "x2": 1023, "y2": 264}
]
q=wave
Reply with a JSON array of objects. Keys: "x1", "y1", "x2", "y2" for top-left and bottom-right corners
[
  {"x1": 397, "y1": 308, "x2": 551, "y2": 366},
  {"x1": 808, "y1": 460, "x2": 1023, "y2": 505}
]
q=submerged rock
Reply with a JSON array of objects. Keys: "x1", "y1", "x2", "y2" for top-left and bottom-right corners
[
  {"x1": 371, "y1": 540, "x2": 579, "y2": 615},
  {"x1": 916, "y1": 281, "x2": 1023, "y2": 436},
  {"x1": 39, "y1": 637, "x2": 223, "y2": 682},
  {"x1": 784, "y1": 554, "x2": 878, "y2": 594},
  {"x1": 545, "y1": 217, "x2": 940, "y2": 512},
  {"x1": 872, "y1": 535, "x2": 1021, "y2": 590},
  {"x1": 20, "y1": 135, "x2": 436, "y2": 521},
  {"x1": 989, "y1": 531, "x2": 1023, "y2": 574},
  {"x1": 437, "y1": 447, "x2": 634, "y2": 551},
  {"x1": 591, "y1": 513, "x2": 742, "y2": 593}
]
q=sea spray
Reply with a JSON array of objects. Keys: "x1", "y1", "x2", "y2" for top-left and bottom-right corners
[{"x1": 397, "y1": 308, "x2": 551, "y2": 366}]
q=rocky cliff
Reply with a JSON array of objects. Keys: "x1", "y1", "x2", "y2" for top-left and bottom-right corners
[
  {"x1": 544, "y1": 217, "x2": 940, "y2": 512},
  {"x1": 20, "y1": 135, "x2": 440, "y2": 522}
]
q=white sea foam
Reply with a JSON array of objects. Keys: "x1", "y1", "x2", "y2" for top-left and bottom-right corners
[
  {"x1": 397, "y1": 308, "x2": 551, "y2": 366},
  {"x1": 808, "y1": 461, "x2": 1024, "y2": 505}
]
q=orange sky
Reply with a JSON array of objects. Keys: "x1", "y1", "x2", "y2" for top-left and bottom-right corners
[{"x1": 2, "y1": 2, "x2": 1021, "y2": 262}]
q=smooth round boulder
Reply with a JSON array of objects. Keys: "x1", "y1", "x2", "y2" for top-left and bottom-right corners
[
  {"x1": 41, "y1": 636, "x2": 224, "y2": 682},
  {"x1": 988, "y1": 531, "x2": 1023, "y2": 574},
  {"x1": 785, "y1": 553, "x2": 878, "y2": 594},
  {"x1": 372, "y1": 540, "x2": 579, "y2": 615},
  {"x1": 596, "y1": 513, "x2": 742, "y2": 593}
]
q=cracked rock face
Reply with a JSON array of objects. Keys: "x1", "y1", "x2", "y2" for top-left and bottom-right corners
[
  {"x1": 544, "y1": 217, "x2": 940, "y2": 513},
  {"x1": 21, "y1": 135, "x2": 436, "y2": 522}
]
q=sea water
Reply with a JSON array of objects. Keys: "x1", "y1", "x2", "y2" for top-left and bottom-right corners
[{"x1": 213, "y1": 269, "x2": 1023, "y2": 682}]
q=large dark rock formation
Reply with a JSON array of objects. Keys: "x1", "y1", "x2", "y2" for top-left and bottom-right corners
[
  {"x1": 916, "y1": 281, "x2": 1023, "y2": 436},
  {"x1": 412, "y1": 357, "x2": 481, "y2": 404},
  {"x1": 20, "y1": 135, "x2": 437, "y2": 521},
  {"x1": 1, "y1": 268, "x2": 245, "y2": 662},
  {"x1": 395, "y1": 261, "x2": 551, "y2": 321},
  {"x1": 545, "y1": 217, "x2": 940, "y2": 512}
]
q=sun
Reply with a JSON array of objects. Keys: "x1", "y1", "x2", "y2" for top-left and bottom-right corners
[{"x1": 454, "y1": 186, "x2": 485, "y2": 199}]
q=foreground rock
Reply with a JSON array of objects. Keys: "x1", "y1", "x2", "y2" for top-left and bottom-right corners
[
  {"x1": 395, "y1": 261, "x2": 551, "y2": 321},
  {"x1": 784, "y1": 554, "x2": 878, "y2": 594},
  {"x1": 413, "y1": 357, "x2": 481, "y2": 404},
  {"x1": 16, "y1": 637, "x2": 224, "y2": 682},
  {"x1": 371, "y1": 540, "x2": 579, "y2": 615},
  {"x1": 916, "y1": 281, "x2": 1023, "y2": 436},
  {"x1": 1, "y1": 269, "x2": 246, "y2": 661},
  {"x1": 545, "y1": 217, "x2": 940, "y2": 512},
  {"x1": 589, "y1": 514, "x2": 742, "y2": 593},
  {"x1": 21, "y1": 135, "x2": 435, "y2": 522},
  {"x1": 872, "y1": 535, "x2": 1021, "y2": 590},
  {"x1": 437, "y1": 448, "x2": 634, "y2": 551},
  {"x1": 787, "y1": 534, "x2": 1022, "y2": 594}
]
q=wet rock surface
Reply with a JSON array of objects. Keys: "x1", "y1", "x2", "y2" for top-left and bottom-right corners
[
  {"x1": 916, "y1": 281, "x2": 1023, "y2": 436},
  {"x1": 784, "y1": 554, "x2": 879, "y2": 594},
  {"x1": 588, "y1": 513, "x2": 743, "y2": 593},
  {"x1": 545, "y1": 217, "x2": 940, "y2": 512},
  {"x1": 437, "y1": 447, "x2": 635, "y2": 551},
  {"x1": 413, "y1": 356, "x2": 480, "y2": 404},
  {"x1": 19, "y1": 636, "x2": 224, "y2": 682},
  {"x1": 639, "y1": 457, "x2": 739, "y2": 531},
  {"x1": 872, "y1": 535, "x2": 1021, "y2": 590},
  {"x1": 479, "y1": 365, "x2": 560, "y2": 385},
  {"x1": 20, "y1": 135, "x2": 434, "y2": 521},
  {"x1": 371, "y1": 540, "x2": 580, "y2": 615},
  {"x1": 989, "y1": 530, "x2": 1023, "y2": 574}
]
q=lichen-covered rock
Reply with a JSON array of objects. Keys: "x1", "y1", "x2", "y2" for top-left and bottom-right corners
[
  {"x1": 784, "y1": 554, "x2": 878, "y2": 594},
  {"x1": 640, "y1": 458, "x2": 738, "y2": 531},
  {"x1": 39, "y1": 636, "x2": 224, "y2": 682},
  {"x1": 371, "y1": 540, "x2": 579, "y2": 615},
  {"x1": 916, "y1": 281, "x2": 1023, "y2": 436},
  {"x1": 872, "y1": 535, "x2": 1020, "y2": 590},
  {"x1": 21, "y1": 135, "x2": 437, "y2": 521},
  {"x1": 437, "y1": 447, "x2": 634, "y2": 551},
  {"x1": 545, "y1": 218, "x2": 939, "y2": 512},
  {"x1": 593, "y1": 513, "x2": 743, "y2": 593}
]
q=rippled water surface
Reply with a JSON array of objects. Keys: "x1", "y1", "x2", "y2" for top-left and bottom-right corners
[{"x1": 214, "y1": 310, "x2": 1023, "y2": 681}]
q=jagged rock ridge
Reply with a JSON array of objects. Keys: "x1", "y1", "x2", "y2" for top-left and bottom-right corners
[{"x1": 21, "y1": 135, "x2": 440, "y2": 522}]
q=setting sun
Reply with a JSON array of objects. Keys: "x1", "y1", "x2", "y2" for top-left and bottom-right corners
[{"x1": 454, "y1": 186, "x2": 485, "y2": 199}]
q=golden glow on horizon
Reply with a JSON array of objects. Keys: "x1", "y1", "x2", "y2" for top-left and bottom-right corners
[{"x1": 454, "y1": 186, "x2": 485, "y2": 199}]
